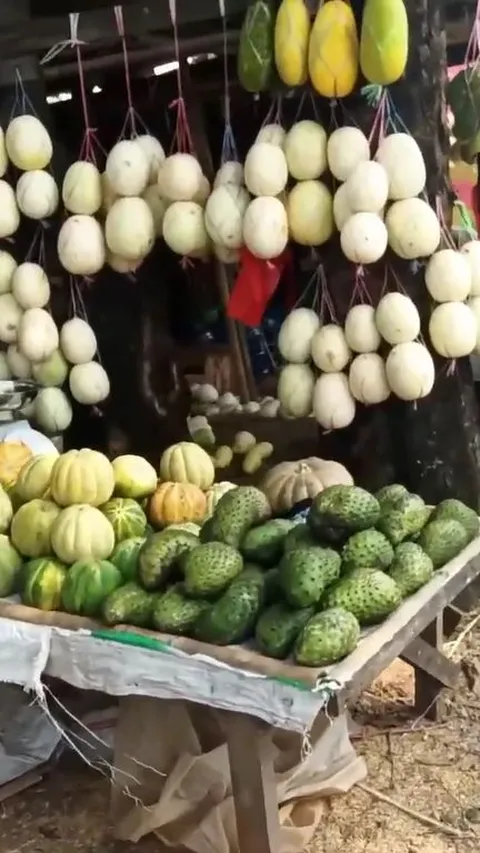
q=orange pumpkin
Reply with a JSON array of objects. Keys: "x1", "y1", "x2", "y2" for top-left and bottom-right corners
[
  {"x1": 0, "y1": 441, "x2": 33, "y2": 492},
  {"x1": 148, "y1": 481, "x2": 207, "y2": 527}
]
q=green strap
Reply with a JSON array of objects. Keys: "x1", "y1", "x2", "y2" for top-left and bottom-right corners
[{"x1": 92, "y1": 628, "x2": 174, "y2": 654}]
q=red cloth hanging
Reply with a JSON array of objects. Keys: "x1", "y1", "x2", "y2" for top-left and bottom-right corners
[{"x1": 227, "y1": 247, "x2": 292, "y2": 327}]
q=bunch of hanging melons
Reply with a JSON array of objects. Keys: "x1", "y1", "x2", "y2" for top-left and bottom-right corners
[{"x1": 237, "y1": 0, "x2": 409, "y2": 96}]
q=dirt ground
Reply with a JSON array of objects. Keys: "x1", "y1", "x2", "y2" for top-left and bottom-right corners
[{"x1": 1, "y1": 615, "x2": 480, "y2": 853}]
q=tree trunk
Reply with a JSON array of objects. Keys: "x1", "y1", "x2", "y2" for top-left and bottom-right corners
[{"x1": 388, "y1": 0, "x2": 480, "y2": 508}]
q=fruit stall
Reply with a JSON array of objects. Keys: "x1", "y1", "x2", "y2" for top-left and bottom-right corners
[{"x1": 0, "y1": 0, "x2": 480, "y2": 851}]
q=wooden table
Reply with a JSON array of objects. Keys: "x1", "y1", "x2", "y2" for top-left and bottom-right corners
[{"x1": 0, "y1": 538, "x2": 479, "y2": 853}]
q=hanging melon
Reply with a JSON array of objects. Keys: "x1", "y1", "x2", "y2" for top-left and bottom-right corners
[
  {"x1": 204, "y1": 185, "x2": 250, "y2": 249},
  {"x1": 333, "y1": 185, "x2": 353, "y2": 230},
  {"x1": 460, "y1": 241, "x2": 480, "y2": 296},
  {"x1": 16, "y1": 170, "x2": 59, "y2": 220},
  {"x1": 308, "y1": 0, "x2": 359, "y2": 98},
  {"x1": 344, "y1": 304, "x2": 381, "y2": 353},
  {"x1": 310, "y1": 324, "x2": 351, "y2": 372},
  {"x1": 386, "y1": 199, "x2": 441, "y2": 260},
  {"x1": 348, "y1": 353, "x2": 390, "y2": 404},
  {"x1": 0, "y1": 250, "x2": 17, "y2": 295},
  {"x1": 327, "y1": 127, "x2": 370, "y2": 182},
  {"x1": 340, "y1": 213, "x2": 388, "y2": 264},
  {"x1": 243, "y1": 196, "x2": 288, "y2": 259},
  {"x1": 283, "y1": 121, "x2": 327, "y2": 181},
  {"x1": 344, "y1": 161, "x2": 389, "y2": 214},
  {"x1": 375, "y1": 293, "x2": 420, "y2": 345},
  {"x1": 375, "y1": 133, "x2": 426, "y2": 200},
  {"x1": 237, "y1": 0, "x2": 275, "y2": 93},
  {"x1": 274, "y1": 0, "x2": 310, "y2": 87},
  {"x1": 428, "y1": 302, "x2": 477, "y2": 358},
  {"x1": 278, "y1": 363, "x2": 315, "y2": 418},
  {"x1": 424, "y1": 250, "x2": 472, "y2": 302},
  {"x1": 278, "y1": 308, "x2": 320, "y2": 363},
  {"x1": 360, "y1": 0, "x2": 409, "y2": 86},
  {"x1": 287, "y1": 180, "x2": 333, "y2": 246},
  {"x1": 163, "y1": 201, "x2": 210, "y2": 258},
  {"x1": 256, "y1": 124, "x2": 286, "y2": 148},
  {"x1": 105, "y1": 140, "x2": 149, "y2": 197},
  {"x1": 386, "y1": 342, "x2": 435, "y2": 401},
  {"x1": 244, "y1": 142, "x2": 288, "y2": 196},
  {"x1": 313, "y1": 372, "x2": 356, "y2": 430}
]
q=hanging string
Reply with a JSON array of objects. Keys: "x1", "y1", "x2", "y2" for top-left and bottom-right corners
[
  {"x1": 317, "y1": 265, "x2": 337, "y2": 323},
  {"x1": 362, "y1": 85, "x2": 387, "y2": 147},
  {"x1": 435, "y1": 196, "x2": 457, "y2": 249},
  {"x1": 9, "y1": 68, "x2": 41, "y2": 120},
  {"x1": 114, "y1": 6, "x2": 149, "y2": 140},
  {"x1": 292, "y1": 259, "x2": 321, "y2": 311},
  {"x1": 348, "y1": 266, "x2": 371, "y2": 308},
  {"x1": 260, "y1": 93, "x2": 283, "y2": 129},
  {"x1": 167, "y1": 0, "x2": 194, "y2": 154},
  {"x1": 25, "y1": 224, "x2": 47, "y2": 266},
  {"x1": 464, "y1": 0, "x2": 480, "y2": 72},
  {"x1": 218, "y1": 0, "x2": 238, "y2": 163}
]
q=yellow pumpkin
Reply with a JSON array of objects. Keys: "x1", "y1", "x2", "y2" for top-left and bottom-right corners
[
  {"x1": 159, "y1": 441, "x2": 215, "y2": 490},
  {"x1": 15, "y1": 454, "x2": 58, "y2": 503},
  {"x1": 50, "y1": 448, "x2": 115, "y2": 507},
  {"x1": 51, "y1": 504, "x2": 115, "y2": 563},
  {"x1": 149, "y1": 482, "x2": 207, "y2": 527},
  {"x1": 0, "y1": 441, "x2": 33, "y2": 492},
  {"x1": 259, "y1": 457, "x2": 353, "y2": 513},
  {"x1": 308, "y1": 0, "x2": 359, "y2": 98}
]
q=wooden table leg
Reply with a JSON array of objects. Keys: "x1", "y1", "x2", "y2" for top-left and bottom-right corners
[
  {"x1": 224, "y1": 713, "x2": 280, "y2": 853},
  {"x1": 401, "y1": 614, "x2": 460, "y2": 721}
]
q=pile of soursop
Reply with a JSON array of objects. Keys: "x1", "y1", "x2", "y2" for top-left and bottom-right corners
[{"x1": 103, "y1": 483, "x2": 480, "y2": 669}]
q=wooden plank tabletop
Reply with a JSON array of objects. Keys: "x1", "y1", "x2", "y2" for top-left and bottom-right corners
[{"x1": 0, "y1": 536, "x2": 479, "y2": 692}]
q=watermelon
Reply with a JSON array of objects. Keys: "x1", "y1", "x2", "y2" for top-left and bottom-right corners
[
  {"x1": 0, "y1": 534, "x2": 23, "y2": 597},
  {"x1": 61, "y1": 559, "x2": 123, "y2": 618},
  {"x1": 21, "y1": 557, "x2": 67, "y2": 611},
  {"x1": 110, "y1": 536, "x2": 146, "y2": 582},
  {"x1": 100, "y1": 498, "x2": 148, "y2": 543}
]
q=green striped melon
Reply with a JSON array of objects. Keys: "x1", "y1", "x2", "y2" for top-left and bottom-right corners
[
  {"x1": 0, "y1": 534, "x2": 23, "y2": 597},
  {"x1": 110, "y1": 536, "x2": 146, "y2": 582},
  {"x1": 21, "y1": 557, "x2": 67, "y2": 611},
  {"x1": 100, "y1": 498, "x2": 147, "y2": 543},
  {"x1": 61, "y1": 559, "x2": 123, "y2": 617}
]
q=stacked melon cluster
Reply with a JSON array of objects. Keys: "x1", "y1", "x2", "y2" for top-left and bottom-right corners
[{"x1": 0, "y1": 439, "x2": 236, "y2": 614}]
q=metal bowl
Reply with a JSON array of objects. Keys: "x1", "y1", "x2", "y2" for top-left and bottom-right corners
[{"x1": 0, "y1": 380, "x2": 39, "y2": 412}]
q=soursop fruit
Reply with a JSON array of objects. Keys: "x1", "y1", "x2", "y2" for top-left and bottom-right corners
[
  {"x1": 241, "y1": 519, "x2": 296, "y2": 567},
  {"x1": 152, "y1": 584, "x2": 209, "y2": 635},
  {"x1": 342, "y1": 529, "x2": 394, "y2": 572},
  {"x1": 388, "y1": 542, "x2": 434, "y2": 597},
  {"x1": 417, "y1": 519, "x2": 470, "y2": 569},
  {"x1": 429, "y1": 499, "x2": 479, "y2": 542},
  {"x1": 202, "y1": 486, "x2": 271, "y2": 548},
  {"x1": 294, "y1": 608, "x2": 360, "y2": 667},
  {"x1": 324, "y1": 568, "x2": 401, "y2": 625},
  {"x1": 138, "y1": 529, "x2": 198, "y2": 590},
  {"x1": 193, "y1": 568, "x2": 265, "y2": 645},
  {"x1": 378, "y1": 493, "x2": 431, "y2": 545},
  {"x1": 375, "y1": 483, "x2": 409, "y2": 509},
  {"x1": 308, "y1": 485, "x2": 380, "y2": 545},
  {"x1": 283, "y1": 524, "x2": 319, "y2": 553},
  {"x1": 182, "y1": 542, "x2": 243, "y2": 597},
  {"x1": 255, "y1": 602, "x2": 315, "y2": 659},
  {"x1": 279, "y1": 547, "x2": 341, "y2": 608}
]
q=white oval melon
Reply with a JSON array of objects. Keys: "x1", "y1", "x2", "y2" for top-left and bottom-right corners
[
  {"x1": 278, "y1": 308, "x2": 320, "y2": 363},
  {"x1": 158, "y1": 153, "x2": 203, "y2": 202},
  {"x1": 142, "y1": 184, "x2": 170, "y2": 237},
  {"x1": 0, "y1": 251, "x2": 17, "y2": 295},
  {"x1": 204, "y1": 185, "x2": 250, "y2": 249},
  {"x1": 344, "y1": 161, "x2": 389, "y2": 214},
  {"x1": 344, "y1": 304, "x2": 381, "y2": 353},
  {"x1": 256, "y1": 124, "x2": 286, "y2": 148},
  {"x1": 386, "y1": 342, "x2": 435, "y2": 400},
  {"x1": 60, "y1": 318, "x2": 97, "y2": 365},
  {"x1": 163, "y1": 201, "x2": 210, "y2": 257},
  {"x1": 287, "y1": 180, "x2": 333, "y2": 246},
  {"x1": 375, "y1": 292, "x2": 420, "y2": 345},
  {"x1": 310, "y1": 324, "x2": 351, "y2": 372},
  {"x1": 57, "y1": 215, "x2": 106, "y2": 275},
  {"x1": 313, "y1": 372, "x2": 356, "y2": 429},
  {"x1": 12, "y1": 263, "x2": 50, "y2": 310},
  {"x1": 69, "y1": 361, "x2": 110, "y2": 405},
  {"x1": 62, "y1": 161, "x2": 102, "y2": 215},
  {"x1": 105, "y1": 139, "x2": 149, "y2": 197},
  {"x1": 424, "y1": 249, "x2": 472, "y2": 302},
  {"x1": 348, "y1": 352, "x2": 390, "y2": 404},
  {"x1": 244, "y1": 142, "x2": 288, "y2": 197},
  {"x1": 35, "y1": 387, "x2": 73, "y2": 433},
  {"x1": 0, "y1": 181, "x2": 20, "y2": 238},
  {"x1": 375, "y1": 133, "x2": 426, "y2": 200},
  {"x1": 284, "y1": 120, "x2": 327, "y2": 181},
  {"x1": 17, "y1": 308, "x2": 59, "y2": 363},
  {"x1": 327, "y1": 126, "x2": 370, "y2": 181},
  {"x1": 213, "y1": 161, "x2": 244, "y2": 188},
  {"x1": 6, "y1": 115, "x2": 53, "y2": 170},
  {"x1": 277, "y1": 363, "x2": 315, "y2": 417},
  {"x1": 135, "y1": 134, "x2": 165, "y2": 184},
  {"x1": 386, "y1": 198, "x2": 441, "y2": 259},
  {"x1": 0, "y1": 294, "x2": 22, "y2": 343},
  {"x1": 428, "y1": 302, "x2": 477, "y2": 358},
  {"x1": 340, "y1": 213, "x2": 388, "y2": 264},
  {"x1": 105, "y1": 197, "x2": 155, "y2": 260},
  {"x1": 243, "y1": 196, "x2": 288, "y2": 259}
]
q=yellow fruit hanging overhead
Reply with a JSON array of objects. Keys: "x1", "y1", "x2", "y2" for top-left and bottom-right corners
[
  {"x1": 274, "y1": 0, "x2": 311, "y2": 87},
  {"x1": 360, "y1": 0, "x2": 409, "y2": 85},
  {"x1": 308, "y1": 0, "x2": 359, "y2": 98}
]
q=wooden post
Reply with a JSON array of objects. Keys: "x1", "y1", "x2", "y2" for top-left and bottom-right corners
[{"x1": 387, "y1": 0, "x2": 480, "y2": 507}]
